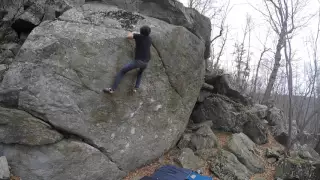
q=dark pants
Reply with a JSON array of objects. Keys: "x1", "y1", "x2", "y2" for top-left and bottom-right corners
[{"x1": 112, "y1": 60, "x2": 147, "y2": 90}]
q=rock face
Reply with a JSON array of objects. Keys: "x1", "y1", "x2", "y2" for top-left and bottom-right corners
[
  {"x1": 204, "y1": 73, "x2": 251, "y2": 106},
  {"x1": 0, "y1": 107, "x2": 63, "y2": 145},
  {"x1": 267, "y1": 107, "x2": 298, "y2": 146},
  {"x1": 210, "y1": 150, "x2": 253, "y2": 180},
  {"x1": 249, "y1": 104, "x2": 268, "y2": 119},
  {"x1": 191, "y1": 94, "x2": 268, "y2": 144},
  {"x1": 227, "y1": 133, "x2": 265, "y2": 173},
  {"x1": 0, "y1": 0, "x2": 86, "y2": 74},
  {"x1": 0, "y1": 3, "x2": 205, "y2": 179},
  {"x1": 1, "y1": 140, "x2": 125, "y2": 180},
  {"x1": 94, "y1": 0, "x2": 212, "y2": 59}
]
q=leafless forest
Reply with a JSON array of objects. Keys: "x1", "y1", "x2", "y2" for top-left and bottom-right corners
[{"x1": 184, "y1": 0, "x2": 320, "y2": 150}]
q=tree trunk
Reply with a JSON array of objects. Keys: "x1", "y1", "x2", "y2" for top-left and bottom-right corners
[
  {"x1": 284, "y1": 37, "x2": 293, "y2": 150},
  {"x1": 262, "y1": 30, "x2": 286, "y2": 104}
]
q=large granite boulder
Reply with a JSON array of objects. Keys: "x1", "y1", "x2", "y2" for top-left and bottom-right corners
[
  {"x1": 93, "y1": 0, "x2": 212, "y2": 59},
  {"x1": 0, "y1": 3, "x2": 205, "y2": 179}
]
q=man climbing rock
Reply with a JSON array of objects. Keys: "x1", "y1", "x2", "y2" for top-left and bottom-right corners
[{"x1": 103, "y1": 25, "x2": 152, "y2": 94}]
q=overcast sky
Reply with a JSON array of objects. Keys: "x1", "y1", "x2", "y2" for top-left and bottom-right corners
[{"x1": 179, "y1": 0, "x2": 320, "y2": 91}]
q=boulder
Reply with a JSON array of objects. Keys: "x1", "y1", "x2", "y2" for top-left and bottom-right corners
[
  {"x1": 0, "y1": 65, "x2": 7, "y2": 80},
  {"x1": 0, "y1": 140, "x2": 125, "y2": 180},
  {"x1": 0, "y1": 3, "x2": 205, "y2": 178},
  {"x1": 267, "y1": 107, "x2": 299, "y2": 146},
  {"x1": 195, "y1": 148, "x2": 217, "y2": 160},
  {"x1": 1, "y1": 43, "x2": 20, "y2": 54},
  {"x1": 177, "y1": 124, "x2": 217, "y2": 153},
  {"x1": 176, "y1": 148, "x2": 205, "y2": 171},
  {"x1": 243, "y1": 118, "x2": 268, "y2": 145},
  {"x1": 0, "y1": 156, "x2": 10, "y2": 180},
  {"x1": 249, "y1": 104, "x2": 268, "y2": 119},
  {"x1": 191, "y1": 94, "x2": 267, "y2": 144},
  {"x1": 292, "y1": 143, "x2": 320, "y2": 162},
  {"x1": 267, "y1": 107, "x2": 284, "y2": 126},
  {"x1": 209, "y1": 150, "x2": 253, "y2": 180},
  {"x1": 267, "y1": 107, "x2": 287, "y2": 145},
  {"x1": 95, "y1": 0, "x2": 212, "y2": 59},
  {"x1": 177, "y1": 133, "x2": 192, "y2": 150},
  {"x1": 204, "y1": 73, "x2": 251, "y2": 106},
  {"x1": 0, "y1": 107, "x2": 63, "y2": 145},
  {"x1": 227, "y1": 133, "x2": 265, "y2": 173},
  {"x1": 275, "y1": 157, "x2": 320, "y2": 180},
  {"x1": 197, "y1": 89, "x2": 211, "y2": 103},
  {"x1": 265, "y1": 147, "x2": 284, "y2": 160},
  {"x1": 190, "y1": 125, "x2": 217, "y2": 151}
]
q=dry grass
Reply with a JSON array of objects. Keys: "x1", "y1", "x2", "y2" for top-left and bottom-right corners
[
  {"x1": 213, "y1": 130, "x2": 232, "y2": 148},
  {"x1": 10, "y1": 176, "x2": 21, "y2": 180}
]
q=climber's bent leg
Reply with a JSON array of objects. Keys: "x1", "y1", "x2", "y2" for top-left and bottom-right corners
[
  {"x1": 135, "y1": 66, "x2": 146, "y2": 89},
  {"x1": 103, "y1": 61, "x2": 138, "y2": 93},
  {"x1": 112, "y1": 61, "x2": 139, "y2": 90}
]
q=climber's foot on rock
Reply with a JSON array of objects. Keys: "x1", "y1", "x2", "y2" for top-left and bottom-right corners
[
  {"x1": 133, "y1": 88, "x2": 139, "y2": 93},
  {"x1": 103, "y1": 88, "x2": 114, "y2": 94}
]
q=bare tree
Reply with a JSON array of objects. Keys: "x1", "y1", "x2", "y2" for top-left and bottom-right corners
[
  {"x1": 284, "y1": 35, "x2": 294, "y2": 150},
  {"x1": 288, "y1": 5, "x2": 320, "y2": 148},
  {"x1": 213, "y1": 26, "x2": 229, "y2": 70},
  {"x1": 186, "y1": 0, "x2": 231, "y2": 71},
  {"x1": 252, "y1": 0, "x2": 311, "y2": 104},
  {"x1": 252, "y1": 28, "x2": 272, "y2": 97}
]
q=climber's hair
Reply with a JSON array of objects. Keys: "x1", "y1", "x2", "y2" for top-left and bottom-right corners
[{"x1": 140, "y1": 25, "x2": 151, "y2": 36}]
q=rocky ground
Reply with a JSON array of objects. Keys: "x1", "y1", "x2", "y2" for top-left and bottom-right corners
[
  {"x1": 123, "y1": 129, "x2": 284, "y2": 180},
  {"x1": 1, "y1": 1, "x2": 320, "y2": 180}
]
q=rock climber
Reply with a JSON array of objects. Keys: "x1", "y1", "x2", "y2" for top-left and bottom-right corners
[{"x1": 103, "y1": 25, "x2": 152, "y2": 94}]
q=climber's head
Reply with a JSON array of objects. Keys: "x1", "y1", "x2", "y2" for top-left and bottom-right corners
[{"x1": 140, "y1": 25, "x2": 151, "y2": 36}]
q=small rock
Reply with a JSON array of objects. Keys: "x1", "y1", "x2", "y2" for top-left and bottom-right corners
[
  {"x1": 0, "y1": 50, "x2": 14, "y2": 59},
  {"x1": 190, "y1": 125, "x2": 217, "y2": 151},
  {"x1": 0, "y1": 65, "x2": 7, "y2": 74},
  {"x1": 0, "y1": 43, "x2": 20, "y2": 55},
  {"x1": 227, "y1": 133, "x2": 265, "y2": 173},
  {"x1": 210, "y1": 149, "x2": 253, "y2": 180},
  {"x1": 197, "y1": 90, "x2": 211, "y2": 103},
  {"x1": 266, "y1": 147, "x2": 283, "y2": 159},
  {"x1": 177, "y1": 133, "x2": 192, "y2": 149},
  {"x1": 0, "y1": 156, "x2": 10, "y2": 180},
  {"x1": 249, "y1": 104, "x2": 268, "y2": 119},
  {"x1": 267, "y1": 157, "x2": 277, "y2": 164},
  {"x1": 176, "y1": 148, "x2": 205, "y2": 171},
  {"x1": 195, "y1": 148, "x2": 217, "y2": 160}
]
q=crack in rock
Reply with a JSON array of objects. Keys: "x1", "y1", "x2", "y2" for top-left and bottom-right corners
[
  {"x1": 151, "y1": 42, "x2": 183, "y2": 98},
  {"x1": 10, "y1": 107, "x2": 124, "y2": 172}
]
